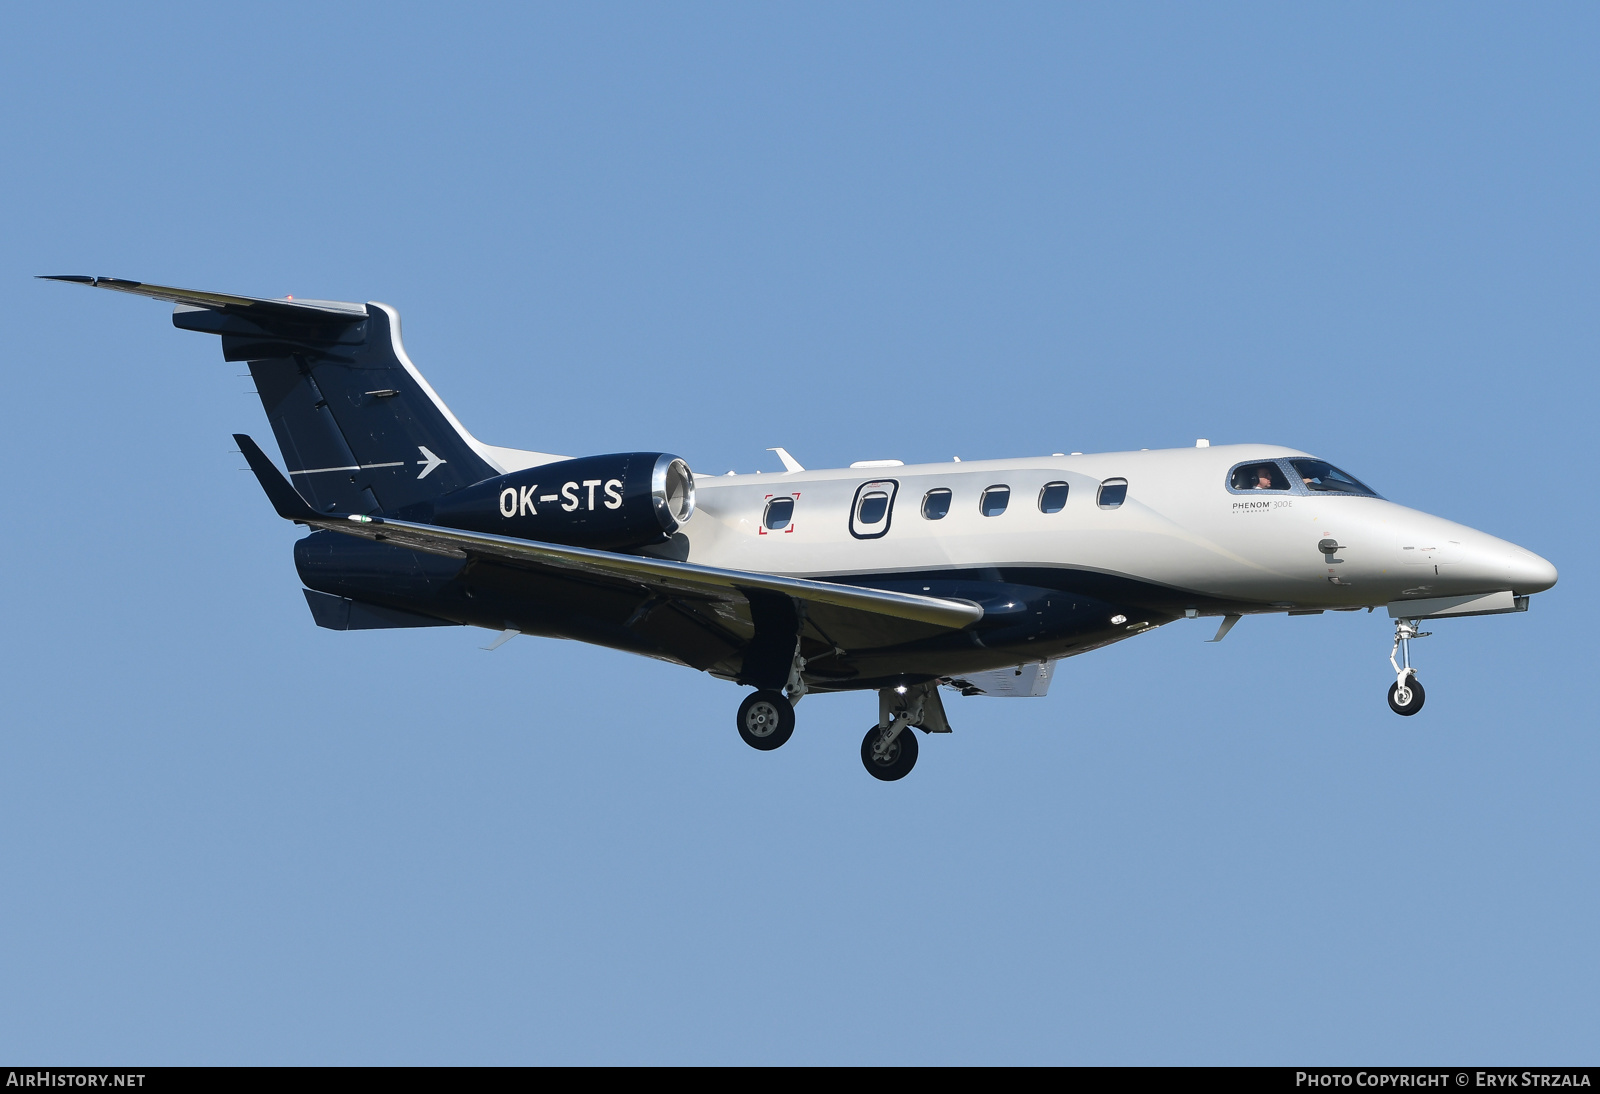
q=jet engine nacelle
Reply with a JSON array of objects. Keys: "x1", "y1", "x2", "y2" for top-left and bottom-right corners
[{"x1": 431, "y1": 452, "x2": 696, "y2": 552}]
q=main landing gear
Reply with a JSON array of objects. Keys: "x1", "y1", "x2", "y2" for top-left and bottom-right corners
[
  {"x1": 736, "y1": 689, "x2": 795, "y2": 750},
  {"x1": 859, "y1": 682, "x2": 950, "y2": 781},
  {"x1": 735, "y1": 636, "x2": 807, "y2": 750},
  {"x1": 861, "y1": 721, "x2": 919, "y2": 781},
  {"x1": 1387, "y1": 617, "x2": 1430, "y2": 716},
  {"x1": 733, "y1": 678, "x2": 950, "y2": 781}
]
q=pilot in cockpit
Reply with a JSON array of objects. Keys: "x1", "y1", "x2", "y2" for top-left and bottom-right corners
[{"x1": 1231, "y1": 462, "x2": 1290, "y2": 491}]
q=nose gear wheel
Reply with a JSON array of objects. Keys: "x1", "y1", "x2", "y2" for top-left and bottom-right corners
[{"x1": 1387, "y1": 676, "x2": 1426, "y2": 715}]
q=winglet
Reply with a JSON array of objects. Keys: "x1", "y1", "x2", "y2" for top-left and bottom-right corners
[{"x1": 235, "y1": 434, "x2": 321, "y2": 521}]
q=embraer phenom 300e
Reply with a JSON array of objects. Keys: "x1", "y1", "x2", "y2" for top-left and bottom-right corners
[{"x1": 49, "y1": 276, "x2": 1558, "y2": 781}]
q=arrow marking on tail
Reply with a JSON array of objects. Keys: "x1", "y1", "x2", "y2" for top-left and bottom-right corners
[{"x1": 416, "y1": 446, "x2": 446, "y2": 479}]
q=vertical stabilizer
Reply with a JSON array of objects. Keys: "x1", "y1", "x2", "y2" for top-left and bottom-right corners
[
  {"x1": 41, "y1": 276, "x2": 563, "y2": 516},
  {"x1": 238, "y1": 303, "x2": 499, "y2": 516}
]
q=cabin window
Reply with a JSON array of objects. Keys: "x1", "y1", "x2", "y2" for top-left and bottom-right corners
[
  {"x1": 1229, "y1": 461, "x2": 1290, "y2": 492},
  {"x1": 1289, "y1": 459, "x2": 1380, "y2": 497},
  {"x1": 922, "y1": 489, "x2": 952, "y2": 520},
  {"x1": 764, "y1": 497, "x2": 794, "y2": 530},
  {"x1": 980, "y1": 486, "x2": 1010, "y2": 517},
  {"x1": 1097, "y1": 478, "x2": 1128, "y2": 509},
  {"x1": 1038, "y1": 481, "x2": 1070, "y2": 513},
  {"x1": 849, "y1": 479, "x2": 898, "y2": 539}
]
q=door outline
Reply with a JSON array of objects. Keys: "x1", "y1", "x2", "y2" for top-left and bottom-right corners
[{"x1": 849, "y1": 479, "x2": 899, "y2": 540}]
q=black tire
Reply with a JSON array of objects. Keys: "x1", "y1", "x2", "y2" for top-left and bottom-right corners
[
  {"x1": 737, "y1": 690, "x2": 794, "y2": 750},
  {"x1": 860, "y1": 723, "x2": 919, "y2": 781},
  {"x1": 1387, "y1": 676, "x2": 1426, "y2": 716}
]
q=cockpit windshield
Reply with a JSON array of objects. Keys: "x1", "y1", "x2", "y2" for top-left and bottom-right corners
[
  {"x1": 1290, "y1": 459, "x2": 1379, "y2": 497},
  {"x1": 1229, "y1": 462, "x2": 1290, "y2": 491}
]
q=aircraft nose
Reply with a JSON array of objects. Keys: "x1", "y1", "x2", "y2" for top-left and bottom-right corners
[{"x1": 1505, "y1": 547, "x2": 1558, "y2": 594}]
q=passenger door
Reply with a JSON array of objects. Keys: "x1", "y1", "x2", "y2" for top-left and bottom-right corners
[{"x1": 849, "y1": 480, "x2": 898, "y2": 540}]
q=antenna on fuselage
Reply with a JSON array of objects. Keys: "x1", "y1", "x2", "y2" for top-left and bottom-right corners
[
  {"x1": 1206, "y1": 615, "x2": 1242, "y2": 643},
  {"x1": 767, "y1": 448, "x2": 804, "y2": 473}
]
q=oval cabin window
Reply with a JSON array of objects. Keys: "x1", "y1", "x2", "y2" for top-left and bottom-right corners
[
  {"x1": 1097, "y1": 478, "x2": 1128, "y2": 509},
  {"x1": 922, "y1": 489, "x2": 952, "y2": 520},
  {"x1": 1038, "y1": 481, "x2": 1069, "y2": 513},
  {"x1": 980, "y1": 486, "x2": 1010, "y2": 517}
]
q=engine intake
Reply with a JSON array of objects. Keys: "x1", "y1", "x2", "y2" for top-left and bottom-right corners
[{"x1": 431, "y1": 452, "x2": 696, "y2": 552}]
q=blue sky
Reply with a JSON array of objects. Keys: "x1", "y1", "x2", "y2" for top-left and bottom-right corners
[{"x1": 1, "y1": 3, "x2": 1595, "y2": 1064}]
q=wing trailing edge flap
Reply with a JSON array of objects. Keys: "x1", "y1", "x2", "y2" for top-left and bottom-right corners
[{"x1": 236, "y1": 434, "x2": 984, "y2": 641}]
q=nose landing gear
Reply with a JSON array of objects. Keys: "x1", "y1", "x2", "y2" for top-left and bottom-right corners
[{"x1": 1387, "y1": 617, "x2": 1430, "y2": 716}]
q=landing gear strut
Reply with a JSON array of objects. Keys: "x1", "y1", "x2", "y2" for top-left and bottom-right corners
[
  {"x1": 1387, "y1": 617, "x2": 1430, "y2": 716},
  {"x1": 859, "y1": 683, "x2": 950, "y2": 780},
  {"x1": 737, "y1": 689, "x2": 795, "y2": 750}
]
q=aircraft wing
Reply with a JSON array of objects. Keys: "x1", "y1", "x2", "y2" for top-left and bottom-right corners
[
  {"x1": 319, "y1": 515, "x2": 980, "y2": 630},
  {"x1": 236, "y1": 435, "x2": 982, "y2": 657}
]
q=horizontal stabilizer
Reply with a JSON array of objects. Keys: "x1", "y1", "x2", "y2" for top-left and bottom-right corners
[{"x1": 37, "y1": 275, "x2": 367, "y2": 323}]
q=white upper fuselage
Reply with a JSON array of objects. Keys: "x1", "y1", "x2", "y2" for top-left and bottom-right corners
[{"x1": 674, "y1": 444, "x2": 1557, "y2": 612}]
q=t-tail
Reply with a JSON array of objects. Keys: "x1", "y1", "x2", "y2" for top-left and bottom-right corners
[{"x1": 39, "y1": 275, "x2": 559, "y2": 517}]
